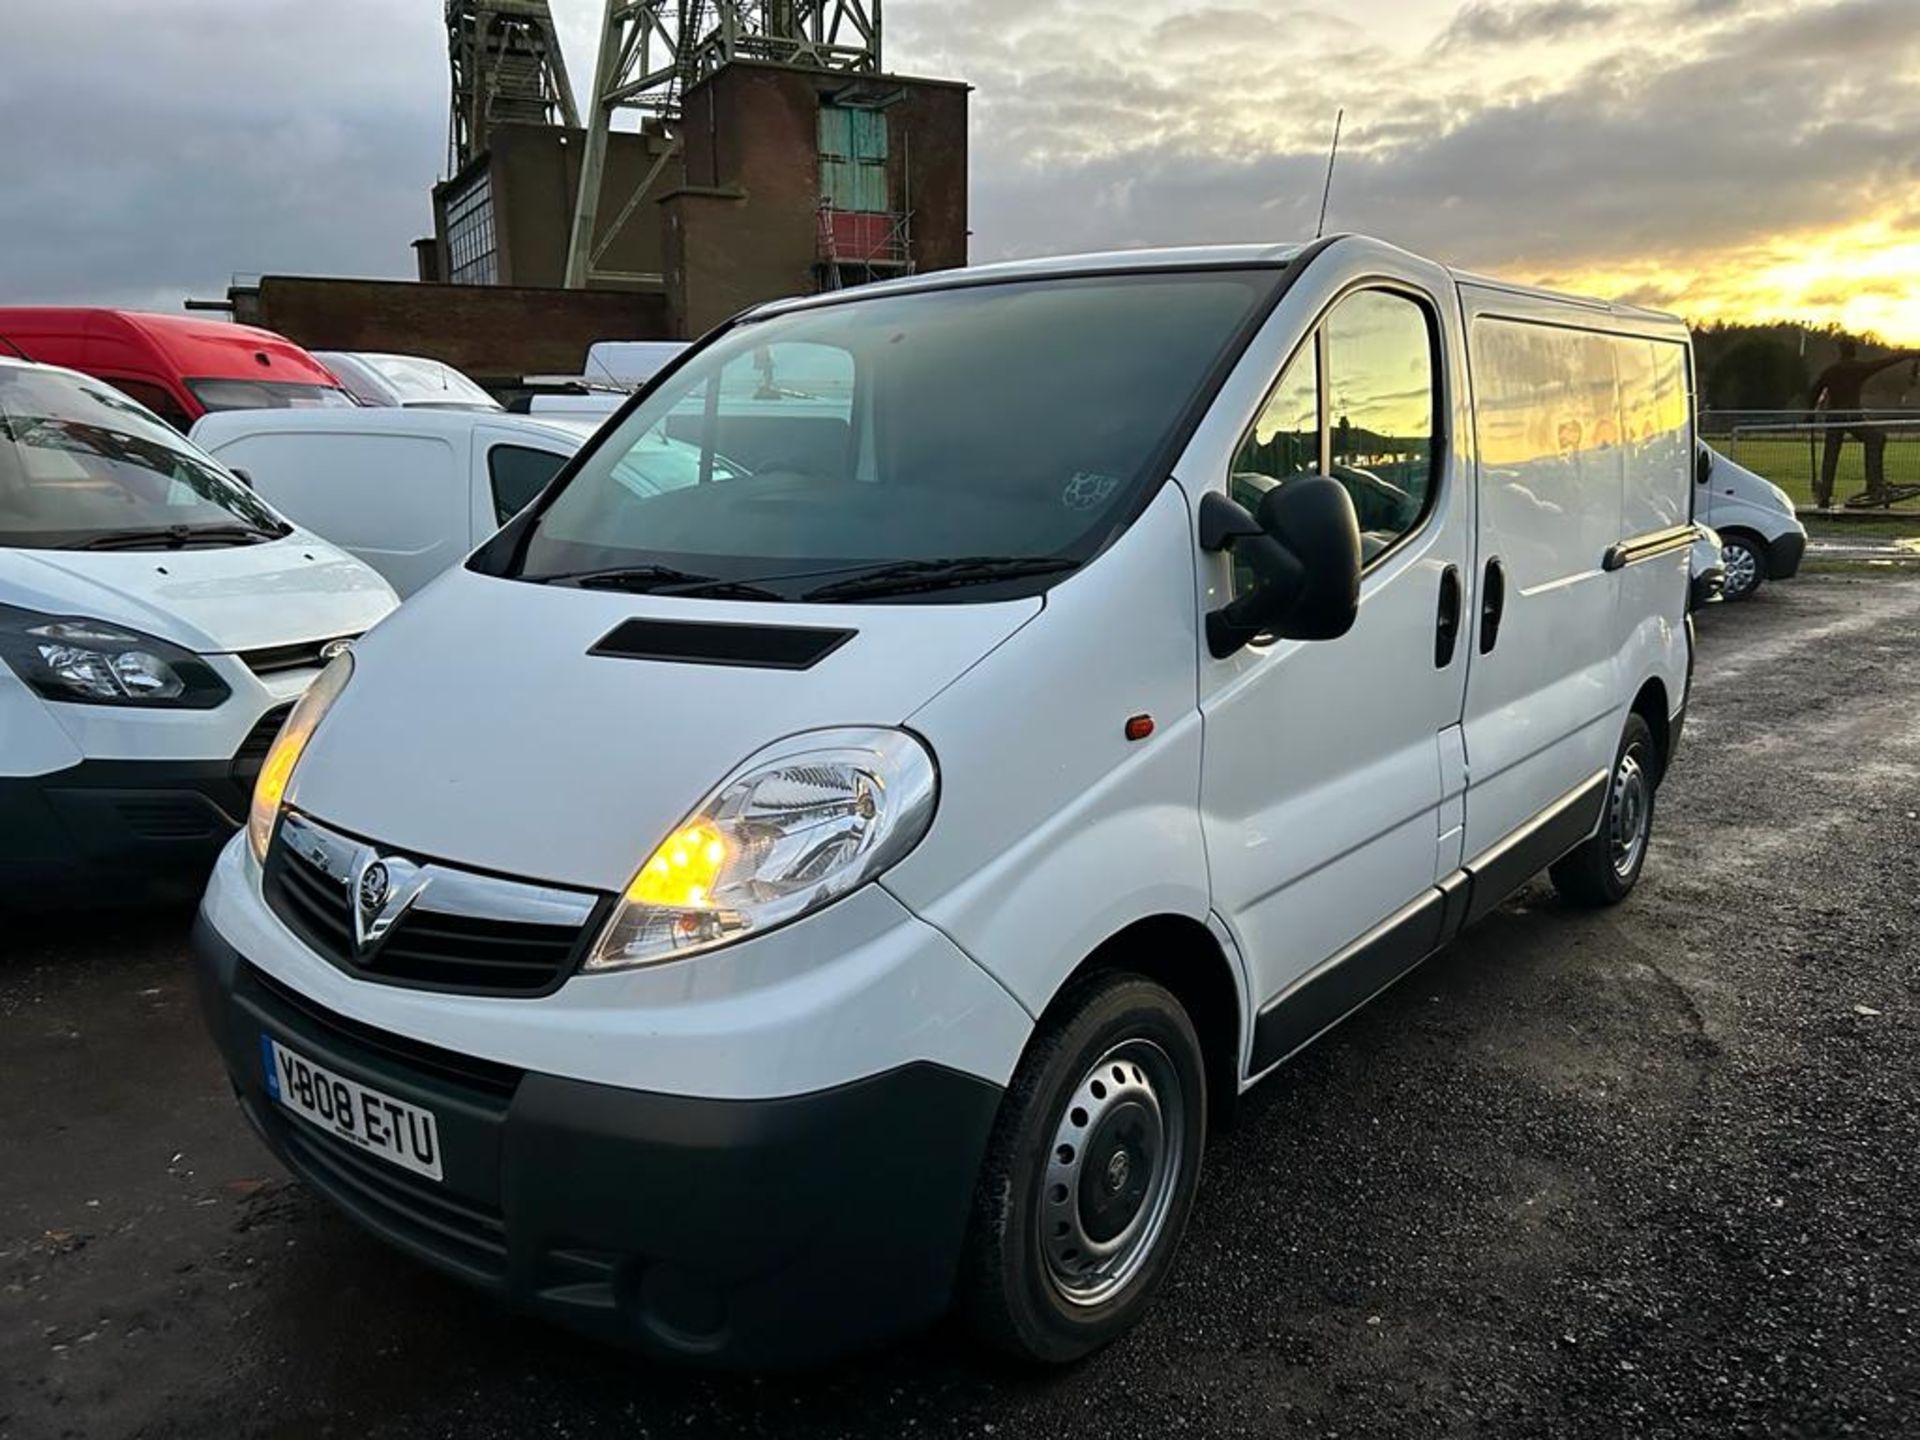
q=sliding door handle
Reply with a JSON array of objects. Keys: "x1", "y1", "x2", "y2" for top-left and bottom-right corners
[
  {"x1": 1479, "y1": 557, "x2": 1506, "y2": 655},
  {"x1": 1435, "y1": 564, "x2": 1462, "y2": 668}
]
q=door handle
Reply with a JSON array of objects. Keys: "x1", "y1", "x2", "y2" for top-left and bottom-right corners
[
  {"x1": 1479, "y1": 557, "x2": 1506, "y2": 655},
  {"x1": 1435, "y1": 565, "x2": 1462, "y2": 668}
]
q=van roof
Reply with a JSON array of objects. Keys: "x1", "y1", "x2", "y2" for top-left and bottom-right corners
[
  {"x1": 752, "y1": 236, "x2": 1685, "y2": 328},
  {"x1": 188, "y1": 403, "x2": 593, "y2": 449},
  {"x1": 0, "y1": 307, "x2": 342, "y2": 386}
]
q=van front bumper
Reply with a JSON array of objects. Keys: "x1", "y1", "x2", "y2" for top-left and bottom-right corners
[
  {"x1": 0, "y1": 758, "x2": 250, "y2": 906},
  {"x1": 191, "y1": 916, "x2": 1004, "y2": 1367},
  {"x1": 1769, "y1": 530, "x2": 1807, "y2": 580}
]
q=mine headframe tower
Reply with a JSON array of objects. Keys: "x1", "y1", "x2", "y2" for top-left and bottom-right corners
[
  {"x1": 564, "y1": 1, "x2": 883, "y2": 287},
  {"x1": 446, "y1": 0, "x2": 581, "y2": 173}
]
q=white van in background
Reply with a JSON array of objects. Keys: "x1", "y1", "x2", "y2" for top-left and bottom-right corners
[
  {"x1": 0, "y1": 358, "x2": 396, "y2": 907},
  {"x1": 193, "y1": 238, "x2": 1695, "y2": 1367},
  {"x1": 585, "y1": 340, "x2": 689, "y2": 388},
  {"x1": 190, "y1": 409, "x2": 594, "y2": 597},
  {"x1": 312, "y1": 351, "x2": 501, "y2": 413},
  {"x1": 1696, "y1": 443, "x2": 1807, "y2": 600}
]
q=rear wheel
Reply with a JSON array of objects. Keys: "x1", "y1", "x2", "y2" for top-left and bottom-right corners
[
  {"x1": 1551, "y1": 713, "x2": 1658, "y2": 907},
  {"x1": 1719, "y1": 533, "x2": 1765, "y2": 601},
  {"x1": 957, "y1": 973, "x2": 1206, "y2": 1364}
]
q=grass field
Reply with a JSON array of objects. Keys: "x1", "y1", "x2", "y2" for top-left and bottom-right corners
[{"x1": 1711, "y1": 433, "x2": 1920, "y2": 511}]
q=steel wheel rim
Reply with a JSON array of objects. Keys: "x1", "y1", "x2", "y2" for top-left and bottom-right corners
[
  {"x1": 1610, "y1": 751, "x2": 1650, "y2": 880},
  {"x1": 1723, "y1": 542, "x2": 1759, "y2": 597},
  {"x1": 1038, "y1": 1038, "x2": 1186, "y2": 1308}
]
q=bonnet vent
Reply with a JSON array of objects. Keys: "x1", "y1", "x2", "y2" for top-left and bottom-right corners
[{"x1": 587, "y1": 617, "x2": 856, "y2": 671}]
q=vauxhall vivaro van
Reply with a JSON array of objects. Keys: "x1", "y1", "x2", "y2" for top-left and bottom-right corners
[
  {"x1": 193, "y1": 237, "x2": 1697, "y2": 1366},
  {"x1": 1696, "y1": 443, "x2": 1807, "y2": 600}
]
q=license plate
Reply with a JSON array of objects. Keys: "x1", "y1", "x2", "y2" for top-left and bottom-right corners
[{"x1": 261, "y1": 1035, "x2": 443, "y2": 1182}]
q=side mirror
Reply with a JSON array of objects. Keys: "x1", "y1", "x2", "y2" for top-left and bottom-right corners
[
  {"x1": 1200, "y1": 478, "x2": 1362, "y2": 658},
  {"x1": 1695, "y1": 447, "x2": 1713, "y2": 486},
  {"x1": 228, "y1": 466, "x2": 255, "y2": 489}
]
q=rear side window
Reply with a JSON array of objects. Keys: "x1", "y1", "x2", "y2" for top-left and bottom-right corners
[
  {"x1": 1231, "y1": 286, "x2": 1439, "y2": 593},
  {"x1": 488, "y1": 444, "x2": 568, "y2": 524}
]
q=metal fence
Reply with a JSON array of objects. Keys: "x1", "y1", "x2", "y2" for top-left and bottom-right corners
[{"x1": 1723, "y1": 415, "x2": 1920, "y2": 510}]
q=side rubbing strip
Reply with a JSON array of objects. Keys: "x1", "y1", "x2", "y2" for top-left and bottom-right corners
[
  {"x1": 1603, "y1": 524, "x2": 1696, "y2": 573},
  {"x1": 1461, "y1": 770, "x2": 1608, "y2": 925},
  {"x1": 588, "y1": 618, "x2": 856, "y2": 670},
  {"x1": 1249, "y1": 888, "x2": 1446, "y2": 1075}
]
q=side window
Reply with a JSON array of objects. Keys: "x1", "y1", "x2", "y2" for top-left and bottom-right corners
[
  {"x1": 488, "y1": 443, "x2": 568, "y2": 524},
  {"x1": 1229, "y1": 341, "x2": 1318, "y2": 599},
  {"x1": 1324, "y1": 290, "x2": 1436, "y2": 558}
]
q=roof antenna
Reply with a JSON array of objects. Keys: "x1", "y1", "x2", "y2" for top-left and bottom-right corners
[{"x1": 1315, "y1": 108, "x2": 1344, "y2": 239}]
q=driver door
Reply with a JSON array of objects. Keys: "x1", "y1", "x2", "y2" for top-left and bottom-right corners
[{"x1": 1199, "y1": 283, "x2": 1473, "y2": 1072}]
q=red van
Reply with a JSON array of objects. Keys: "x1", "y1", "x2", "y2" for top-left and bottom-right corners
[{"x1": 0, "y1": 309, "x2": 354, "y2": 431}]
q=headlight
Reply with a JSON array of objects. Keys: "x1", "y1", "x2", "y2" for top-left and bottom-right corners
[
  {"x1": 248, "y1": 651, "x2": 353, "y2": 863},
  {"x1": 0, "y1": 606, "x2": 230, "y2": 709},
  {"x1": 586, "y1": 727, "x2": 938, "y2": 972}
]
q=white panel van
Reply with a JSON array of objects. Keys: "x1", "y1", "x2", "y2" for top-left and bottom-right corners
[
  {"x1": 0, "y1": 358, "x2": 396, "y2": 908},
  {"x1": 1696, "y1": 444, "x2": 1807, "y2": 600},
  {"x1": 191, "y1": 237, "x2": 1697, "y2": 1367},
  {"x1": 189, "y1": 409, "x2": 596, "y2": 597}
]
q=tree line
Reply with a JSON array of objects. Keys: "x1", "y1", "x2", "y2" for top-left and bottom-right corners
[{"x1": 1693, "y1": 320, "x2": 1919, "y2": 412}]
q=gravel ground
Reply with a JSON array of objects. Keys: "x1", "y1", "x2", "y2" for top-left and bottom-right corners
[{"x1": 4, "y1": 574, "x2": 1918, "y2": 1440}]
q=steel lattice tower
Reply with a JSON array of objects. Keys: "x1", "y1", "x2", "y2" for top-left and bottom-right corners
[
  {"x1": 446, "y1": 0, "x2": 582, "y2": 174},
  {"x1": 564, "y1": 0, "x2": 882, "y2": 287}
]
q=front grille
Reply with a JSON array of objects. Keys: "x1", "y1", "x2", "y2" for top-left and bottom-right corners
[
  {"x1": 275, "y1": 1107, "x2": 508, "y2": 1282},
  {"x1": 240, "y1": 635, "x2": 359, "y2": 677},
  {"x1": 263, "y1": 815, "x2": 603, "y2": 996}
]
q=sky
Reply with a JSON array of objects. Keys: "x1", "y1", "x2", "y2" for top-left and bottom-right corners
[{"x1": 2, "y1": 0, "x2": 1916, "y2": 341}]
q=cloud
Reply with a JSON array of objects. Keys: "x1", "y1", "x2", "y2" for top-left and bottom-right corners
[
  {"x1": 0, "y1": 0, "x2": 446, "y2": 309},
  {"x1": 1, "y1": 0, "x2": 1915, "y2": 339},
  {"x1": 894, "y1": 0, "x2": 1920, "y2": 336},
  {"x1": 1431, "y1": 0, "x2": 1618, "y2": 51}
]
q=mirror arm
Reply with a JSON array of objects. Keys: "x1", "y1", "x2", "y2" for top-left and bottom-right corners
[{"x1": 1198, "y1": 491, "x2": 1265, "y2": 551}]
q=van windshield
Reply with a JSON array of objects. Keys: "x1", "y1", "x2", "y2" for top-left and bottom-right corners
[
  {"x1": 0, "y1": 367, "x2": 290, "y2": 549},
  {"x1": 490, "y1": 270, "x2": 1282, "y2": 601},
  {"x1": 187, "y1": 379, "x2": 356, "y2": 413}
]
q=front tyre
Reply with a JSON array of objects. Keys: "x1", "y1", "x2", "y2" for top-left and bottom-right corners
[
  {"x1": 957, "y1": 973, "x2": 1207, "y2": 1364},
  {"x1": 1551, "y1": 713, "x2": 1658, "y2": 907},
  {"x1": 1719, "y1": 533, "x2": 1766, "y2": 601}
]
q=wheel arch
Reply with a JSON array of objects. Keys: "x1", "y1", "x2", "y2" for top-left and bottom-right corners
[
  {"x1": 1629, "y1": 675, "x2": 1672, "y2": 781},
  {"x1": 1041, "y1": 913, "x2": 1246, "y2": 1126}
]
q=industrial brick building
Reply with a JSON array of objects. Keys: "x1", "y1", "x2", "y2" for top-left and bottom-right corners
[{"x1": 236, "y1": 2, "x2": 969, "y2": 385}]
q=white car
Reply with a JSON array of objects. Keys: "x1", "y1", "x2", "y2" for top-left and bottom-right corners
[
  {"x1": 1696, "y1": 443, "x2": 1807, "y2": 600},
  {"x1": 0, "y1": 357, "x2": 396, "y2": 907},
  {"x1": 311, "y1": 351, "x2": 502, "y2": 413},
  {"x1": 190, "y1": 408, "x2": 598, "y2": 597},
  {"x1": 192, "y1": 237, "x2": 1696, "y2": 1366}
]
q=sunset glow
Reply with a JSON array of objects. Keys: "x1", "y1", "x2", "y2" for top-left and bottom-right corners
[{"x1": 1537, "y1": 217, "x2": 1920, "y2": 344}]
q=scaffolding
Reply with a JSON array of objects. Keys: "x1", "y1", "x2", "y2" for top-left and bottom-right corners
[{"x1": 815, "y1": 201, "x2": 912, "y2": 290}]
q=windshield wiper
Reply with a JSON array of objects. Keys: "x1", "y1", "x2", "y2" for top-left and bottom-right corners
[
  {"x1": 66, "y1": 522, "x2": 284, "y2": 551},
  {"x1": 801, "y1": 556, "x2": 1080, "y2": 602},
  {"x1": 534, "y1": 564, "x2": 781, "y2": 601}
]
